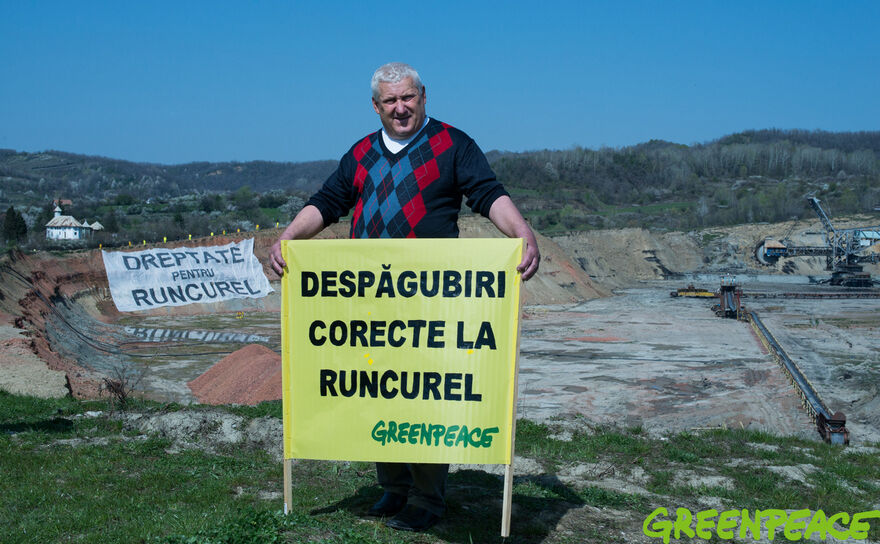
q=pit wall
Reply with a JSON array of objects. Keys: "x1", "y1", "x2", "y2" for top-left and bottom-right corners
[
  {"x1": 0, "y1": 249, "x2": 110, "y2": 397},
  {"x1": 0, "y1": 219, "x2": 606, "y2": 398}
]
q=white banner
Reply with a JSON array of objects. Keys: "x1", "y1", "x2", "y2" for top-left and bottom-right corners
[{"x1": 102, "y1": 239, "x2": 274, "y2": 312}]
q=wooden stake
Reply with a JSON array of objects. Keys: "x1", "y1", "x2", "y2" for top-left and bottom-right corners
[
  {"x1": 281, "y1": 263, "x2": 293, "y2": 516},
  {"x1": 283, "y1": 458, "x2": 293, "y2": 515},
  {"x1": 502, "y1": 461, "x2": 515, "y2": 537},
  {"x1": 501, "y1": 273, "x2": 525, "y2": 537}
]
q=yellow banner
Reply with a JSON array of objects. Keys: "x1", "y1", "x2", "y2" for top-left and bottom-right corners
[{"x1": 281, "y1": 238, "x2": 522, "y2": 464}]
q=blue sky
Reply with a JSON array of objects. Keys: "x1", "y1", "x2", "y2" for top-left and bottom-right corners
[{"x1": 2, "y1": 1, "x2": 878, "y2": 164}]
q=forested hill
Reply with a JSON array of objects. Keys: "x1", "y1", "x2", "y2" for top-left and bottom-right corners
[
  {"x1": 492, "y1": 129, "x2": 880, "y2": 231},
  {"x1": 2, "y1": 128, "x2": 878, "y2": 234},
  {"x1": 715, "y1": 129, "x2": 880, "y2": 152},
  {"x1": 0, "y1": 149, "x2": 338, "y2": 197}
]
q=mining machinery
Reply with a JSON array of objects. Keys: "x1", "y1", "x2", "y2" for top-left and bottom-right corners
[
  {"x1": 756, "y1": 197, "x2": 880, "y2": 286},
  {"x1": 712, "y1": 276, "x2": 744, "y2": 319}
]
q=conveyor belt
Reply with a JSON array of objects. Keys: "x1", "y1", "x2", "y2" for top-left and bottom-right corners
[
  {"x1": 723, "y1": 291, "x2": 737, "y2": 314},
  {"x1": 748, "y1": 310, "x2": 830, "y2": 423}
]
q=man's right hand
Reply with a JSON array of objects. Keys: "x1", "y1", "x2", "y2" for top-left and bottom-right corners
[
  {"x1": 267, "y1": 205, "x2": 327, "y2": 277},
  {"x1": 270, "y1": 240, "x2": 286, "y2": 276}
]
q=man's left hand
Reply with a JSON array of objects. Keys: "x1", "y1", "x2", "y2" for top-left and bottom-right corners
[
  {"x1": 487, "y1": 196, "x2": 540, "y2": 281},
  {"x1": 518, "y1": 240, "x2": 540, "y2": 281}
]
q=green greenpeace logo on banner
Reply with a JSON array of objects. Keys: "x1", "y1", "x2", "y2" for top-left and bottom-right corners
[{"x1": 370, "y1": 420, "x2": 499, "y2": 449}]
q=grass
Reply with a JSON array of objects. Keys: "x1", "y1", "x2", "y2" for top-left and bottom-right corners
[
  {"x1": 700, "y1": 231, "x2": 724, "y2": 245},
  {"x1": 520, "y1": 201, "x2": 699, "y2": 234},
  {"x1": 1, "y1": 390, "x2": 878, "y2": 543}
]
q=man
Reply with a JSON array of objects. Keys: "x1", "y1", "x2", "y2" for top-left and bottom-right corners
[{"x1": 269, "y1": 62, "x2": 539, "y2": 532}]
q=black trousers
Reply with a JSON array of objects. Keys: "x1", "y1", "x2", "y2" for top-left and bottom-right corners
[{"x1": 376, "y1": 462, "x2": 449, "y2": 515}]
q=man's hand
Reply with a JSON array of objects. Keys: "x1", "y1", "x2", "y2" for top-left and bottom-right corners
[
  {"x1": 267, "y1": 205, "x2": 326, "y2": 277},
  {"x1": 270, "y1": 240, "x2": 286, "y2": 276},
  {"x1": 518, "y1": 238, "x2": 540, "y2": 281},
  {"x1": 488, "y1": 196, "x2": 540, "y2": 281}
]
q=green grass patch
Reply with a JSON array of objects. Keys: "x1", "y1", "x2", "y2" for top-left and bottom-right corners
[
  {"x1": 594, "y1": 201, "x2": 694, "y2": 216},
  {"x1": 700, "y1": 231, "x2": 724, "y2": 245},
  {"x1": 1, "y1": 392, "x2": 878, "y2": 542},
  {"x1": 225, "y1": 399, "x2": 283, "y2": 420},
  {"x1": 258, "y1": 207, "x2": 286, "y2": 224}
]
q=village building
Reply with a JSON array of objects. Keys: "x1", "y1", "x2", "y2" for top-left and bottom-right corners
[{"x1": 45, "y1": 205, "x2": 103, "y2": 241}]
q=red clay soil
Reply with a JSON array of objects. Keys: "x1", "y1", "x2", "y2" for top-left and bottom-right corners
[{"x1": 187, "y1": 344, "x2": 282, "y2": 405}]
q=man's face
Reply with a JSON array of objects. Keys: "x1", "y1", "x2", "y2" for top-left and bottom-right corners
[{"x1": 371, "y1": 77, "x2": 427, "y2": 140}]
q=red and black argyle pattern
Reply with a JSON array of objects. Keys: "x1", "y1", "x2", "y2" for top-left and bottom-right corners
[{"x1": 350, "y1": 121, "x2": 454, "y2": 239}]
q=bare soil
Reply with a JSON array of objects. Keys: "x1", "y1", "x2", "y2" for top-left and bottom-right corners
[
  {"x1": 1, "y1": 216, "x2": 878, "y2": 444},
  {"x1": 518, "y1": 287, "x2": 810, "y2": 437},
  {"x1": 188, "y1": 344, "x2": 281, "y2": 406},
  {"x1": 0, "y1": 320, "x2": 68, "y2": 398}
]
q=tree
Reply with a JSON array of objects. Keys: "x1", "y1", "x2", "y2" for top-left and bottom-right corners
[
  {"x1": 115, "y1": 193, "x2": 136, "y2": 206},
  {"x1": 101, "y1": 210, "x2": 120, "y2": 233},
  {"x1": 3, "y1": 206, "x2": 27, "y2": 242},
  {"x1": 232, "y1": 185, "x2": 257, "y2": 211},
  {"x1": 199, "y1": 193, "x2": 224, "y2": 213},
  {"x1": 34, "y1": 202, "x2": 55, "y2": 229}
]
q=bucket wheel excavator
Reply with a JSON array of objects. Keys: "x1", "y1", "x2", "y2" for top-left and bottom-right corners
[{"x1": 755, "y1": 197, "x2": 880, "y2": 287}]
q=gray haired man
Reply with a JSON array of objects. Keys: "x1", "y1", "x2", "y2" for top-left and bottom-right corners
[{"x1": 270, "y1": 62, "x2": 539, "y2": 531}]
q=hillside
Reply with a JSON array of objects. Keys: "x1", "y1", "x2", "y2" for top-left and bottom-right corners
[
  {"x1": 2, "y1": 129, "x2": 878, "y2": 248},
  {"x1": 495, "y1": 129, "x2": 880, "y2": 232},
  {"x1": 0, "y1": 148, "x2": 336, "y2": 198}
]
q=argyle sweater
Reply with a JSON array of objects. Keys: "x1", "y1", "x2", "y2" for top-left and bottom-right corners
[{"x1": 307, "y1": 118, "x2": 508, "y2": 239}]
